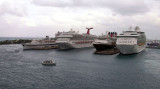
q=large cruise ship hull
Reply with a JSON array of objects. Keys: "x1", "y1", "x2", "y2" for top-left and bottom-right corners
[
  {"x1": 116, "y1": 44, "x2": 146, "y2": 54},
  {"x1": 56, "y1": 42, "x2": 93, "y2": 49},
  {"x1": 93, "y1": 43, "x2": 115, "y2": 51},
  {"x1": 55, "y1": 42, "x2": 74, "y2": 49}
]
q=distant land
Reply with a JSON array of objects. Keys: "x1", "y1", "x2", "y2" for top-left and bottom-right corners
[{"x1": 0, "y1": 37, "x2": 57, "y2": 45}]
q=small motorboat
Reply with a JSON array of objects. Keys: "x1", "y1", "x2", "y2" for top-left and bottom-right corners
[{"x1": 42, "y1": 60, "x2": 56, "y2": 66}]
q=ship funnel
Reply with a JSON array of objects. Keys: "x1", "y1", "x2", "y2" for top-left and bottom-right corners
[
  {"x1": 45, "y1": 36, "x2": 49, "y2": 40},
  {"x1": 86, "y1": 27, "x2": 93, "y2": 35},
  {"x1": 135, "y1": 26, "x2": 140, "y2": 32}
]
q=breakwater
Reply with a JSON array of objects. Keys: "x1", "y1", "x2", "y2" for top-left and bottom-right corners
[{"x1": 0, "y1": 39, "x2": 32, "y2": 45}]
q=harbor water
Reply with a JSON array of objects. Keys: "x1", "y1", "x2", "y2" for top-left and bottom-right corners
[{"x1": 0, "y1": 44, "x2": 160, "y2": 89}]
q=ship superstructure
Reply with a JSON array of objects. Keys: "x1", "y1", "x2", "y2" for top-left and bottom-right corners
[
  {"x1": 55, "y1": 28, "x2": 97, "y2": 49},
  {"x1": 116, "y1": 26, "x2": 146, "y2": 54}
]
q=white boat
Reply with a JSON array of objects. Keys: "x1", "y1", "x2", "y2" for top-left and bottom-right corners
[
  {"x1": 55, "y1": 28, "x2": 97, "y2": 49},
  {"x1": 116, "y1": 26, "x2": 146, "y2": 54},
  {"x1": 22, "y1": 36, "x2": 57, "y2": 50},
  {"x1": 42, "y1": 60, "x2": 56, "y2": 66}
]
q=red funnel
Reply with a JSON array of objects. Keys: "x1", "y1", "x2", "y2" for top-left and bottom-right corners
[{"x1": 86, "y1": 27, "x2": 93, "y2": 35}]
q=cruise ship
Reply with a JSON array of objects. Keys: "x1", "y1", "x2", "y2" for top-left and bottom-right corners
[
  {"x1": 146, "y1": 40, "x2": 160, "y2": 49},
  {"x1": 116, "y1": 26, "x2": 146, "y2": 54},
  {"x1": 55, "y1": 28, "x2": 97, "y2": 49},
  {"x1": 93, "y1": 32, "x2": 117, "y2": 51},
  {"x1": 22, "y1": 36, "x2": 57, "y2": 50}
]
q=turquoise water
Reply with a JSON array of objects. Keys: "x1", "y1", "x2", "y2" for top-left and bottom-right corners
[{"x1": 0, "y1": 44, "x2": 160, "y2": 89}]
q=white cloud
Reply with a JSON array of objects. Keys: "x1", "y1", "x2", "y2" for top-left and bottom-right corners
[
  {"x1": 32, "y1": 0, "x2": 149, "y2": 15},
  {"x1": 0, "y1": 1, "x2": 27, "y2": 16},
  {"x1": 0, "y1": 0, "x2": 159, "y2": 39}
]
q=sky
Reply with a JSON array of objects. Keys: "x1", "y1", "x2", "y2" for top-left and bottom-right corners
[{"x1": 0, "y1": 0, "x2": 160, "y2": 39}]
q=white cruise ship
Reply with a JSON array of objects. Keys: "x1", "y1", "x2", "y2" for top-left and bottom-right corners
[
  {"x1": 116, "y1": 26, "x2": 146, "y2": 54},
  {"x1": 55, "y1": 28, "x2": 97, "y2": 49},
  {"x1": 22, "y1": 36, "x2": 57, "y2": 50}
]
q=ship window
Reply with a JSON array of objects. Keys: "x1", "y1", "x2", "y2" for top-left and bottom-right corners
[
  {"x1": 57, "y1": 38, "x2": 70, "y2": 41},
  {"x1": 131, "y1": 34, "x2": 137, "y2": 35}
]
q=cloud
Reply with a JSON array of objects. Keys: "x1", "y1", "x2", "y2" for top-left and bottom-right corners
[
  {"x1": 32, "y1": 0, "x2": 73, "y2": 7},
  {"x1": 0, "y1": 1, "x2": 26, "y2": 16},
  {"x1": 105, "y1": 0, "x2": 149, "y2": 15},
  {"x1": 0, "y1": 0, "x2": 159, "y2": 39},
  {"x1": 32, "y1": 0, "x2": 149, "y2": 15}
]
